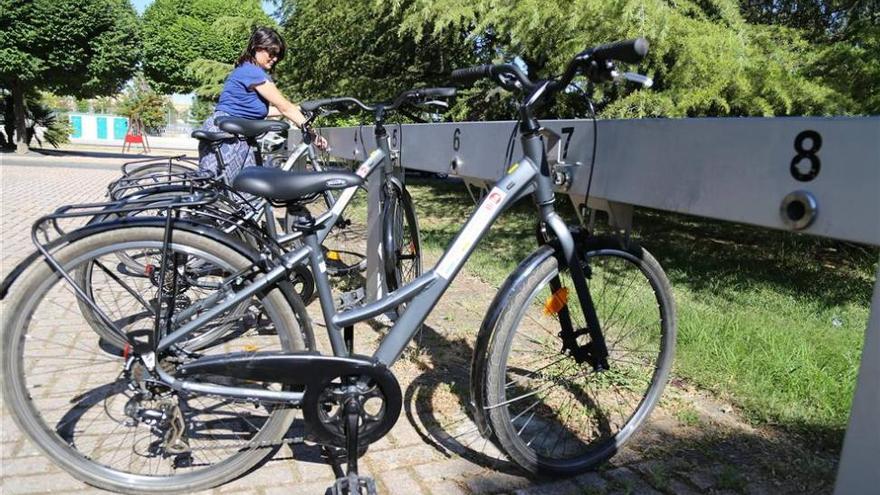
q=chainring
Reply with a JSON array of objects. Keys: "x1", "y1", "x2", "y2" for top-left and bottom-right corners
[{"x1": 302, "y1": 359, "x2": 401, "y2": 448}]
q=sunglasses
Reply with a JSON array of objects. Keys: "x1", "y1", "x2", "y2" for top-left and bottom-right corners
[{"x1": 260, "y1": 47, "x2": 281, "y2": 59}]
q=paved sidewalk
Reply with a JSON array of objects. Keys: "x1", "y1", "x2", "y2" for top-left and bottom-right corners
[{"x1": 0, "y1": 157, "x2": 834, "y2": 494}]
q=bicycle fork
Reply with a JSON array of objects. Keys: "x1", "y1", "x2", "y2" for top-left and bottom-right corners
[{"x1": 541, "y1": 212, "x2": 610, "y2": 371}]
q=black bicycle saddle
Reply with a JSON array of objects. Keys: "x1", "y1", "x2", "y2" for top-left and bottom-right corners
[{"x1": 233, "y1": 167, "x2": 363, "y2": 202}]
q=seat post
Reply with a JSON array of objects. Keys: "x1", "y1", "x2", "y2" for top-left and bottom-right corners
[
  {"x1": 247, "y1": 137, "x2": 264, "y2": 167},
  {"x1": 211, "y1": 144, "x2": 226, "y2": 178}
]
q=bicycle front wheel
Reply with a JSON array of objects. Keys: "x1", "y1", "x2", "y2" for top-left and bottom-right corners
[
  {"x1": 383, "y1": 184, "x2": 421, "y2": 302},
  {"x1": 476, "y1": 237, "x2": 675, "y2": 475},
  {"x1": 2, "y1": 226, "x2": 309, "y2": 493}
]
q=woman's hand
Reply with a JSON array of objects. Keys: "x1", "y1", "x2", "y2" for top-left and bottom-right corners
[{"x1": 313, "y1": 134, "x2": 329, "y2": 151}]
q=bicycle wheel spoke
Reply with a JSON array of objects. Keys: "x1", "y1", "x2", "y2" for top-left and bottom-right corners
[
  {"x1": 6, "y1": 227, "x2": 307, "y2": 490},
  {"x1": 483, "y1": 245, "x2": 673, "y2": 472}
]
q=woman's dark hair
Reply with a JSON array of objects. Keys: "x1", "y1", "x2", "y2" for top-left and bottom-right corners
[{"x1": 236, "y1": 27, "x2": 286, "y2": 68}]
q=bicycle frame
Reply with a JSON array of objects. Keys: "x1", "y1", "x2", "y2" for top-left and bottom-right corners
[{"x1": 153, "y1": 127, "x2": 602, "y2": 404}]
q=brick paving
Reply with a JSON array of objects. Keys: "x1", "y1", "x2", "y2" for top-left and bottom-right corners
[{"x1": 0, "y1": 156, "x2": 829, "y2": 494}]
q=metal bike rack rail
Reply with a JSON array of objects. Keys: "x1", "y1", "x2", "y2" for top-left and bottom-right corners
[{"x1": 293, "y1": 116, "x2": 879, "y2": 492}]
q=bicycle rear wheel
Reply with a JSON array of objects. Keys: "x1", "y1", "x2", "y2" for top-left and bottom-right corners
[
  {"x1": 74, "y1": 192, "x2": 259, "y2": 349},
  {"x1": 475, "y1": 237, "x2": 675, "y2": 475},
  {"x1": 383, "y1": 184, "x2": 421, "y2": 312},
  {"x1": 2, "y1": 226, "x2": 310, "y2": 493}
]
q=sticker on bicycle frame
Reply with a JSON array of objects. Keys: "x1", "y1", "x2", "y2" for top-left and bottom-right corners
[
  {"x1": 357, "y1": 163, "x2": 370, "y2": 177},
  {"x1": 319, "y1": 261, "x2": 327, "y2": 273},
  {"x1": 507, "y1": 162, "x2": 519, "y2": 174},
  {"x1": 436, "y1": 186, "x2": 508, "y2": 279}
]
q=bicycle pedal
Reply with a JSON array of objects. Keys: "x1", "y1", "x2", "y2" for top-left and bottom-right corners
[
  {"x1": 326, "y1": 474, "x2": 377, "y2": 495},
  {"x1": 337, "y1": 288, "x2": 365, "y2": 310},
  {"x1": 371, "y1": 313, "x2": 393, "y2": 327}
]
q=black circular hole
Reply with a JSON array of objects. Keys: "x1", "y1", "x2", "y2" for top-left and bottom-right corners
[{"x1": 786, "y1": 200, "x2": 806, "y2": 221}]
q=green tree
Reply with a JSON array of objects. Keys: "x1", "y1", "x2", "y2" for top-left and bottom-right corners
[
  {"x1": 740, "y1": 1, "x2": 879, "y2": 113},
  {"x1": 0, "y1": 91, "x2": 71, "y2": 149},
  {"x1": 276, "y1": 1, "x2": 481, "y2": 112},
  {"x1": 91, "y1": 96, "x2": 117, "y2": 115},
  {"x1": 0, "y1": 0, "x2": 140, "y2": 152},
  {"x1": 117, "y1": 74, "x2": 172, "y2": 134},
  {"x1": 141, "y1": 0, "x2": 273, "y2": 94},
  {"x1": 188, "y1": 96, "x2": 216, "y2": 126},
  {"x1": 392, "y1": 0, "x2": 852, "y2": 119},
  {"x1": 75, "y1": 99, "x2": 91, "y2": 113}
]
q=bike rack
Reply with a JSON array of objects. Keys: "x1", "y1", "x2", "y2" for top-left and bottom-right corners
[{"x1": 294, "y1": 116, "x2": 880, "y2": 493}]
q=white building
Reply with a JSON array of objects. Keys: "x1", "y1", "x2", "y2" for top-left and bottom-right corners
[{"x1": 68, "y1": 113, "x2": 129, "y2": 144}]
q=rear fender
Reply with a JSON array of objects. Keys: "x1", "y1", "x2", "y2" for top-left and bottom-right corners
[{"x1": 0, "y1": 217, "x2": 259, "y2": 300}]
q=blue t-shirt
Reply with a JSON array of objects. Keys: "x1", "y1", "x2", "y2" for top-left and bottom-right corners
[{"x1": 215, "y1": 63, "x2": 272, "y2": 119}]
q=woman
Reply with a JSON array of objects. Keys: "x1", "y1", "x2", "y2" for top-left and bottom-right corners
[{"x1": 199, "y1": 27, "x2": 327, "y2": 181}]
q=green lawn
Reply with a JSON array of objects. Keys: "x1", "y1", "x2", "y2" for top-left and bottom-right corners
[{"x1": 403, "y1": 176, "x2": 877, "y2": 451}]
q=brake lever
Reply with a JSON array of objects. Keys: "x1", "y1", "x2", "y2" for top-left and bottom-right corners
[
  {"x1": 497, "y1": 73, "x2": 522, "y2": 92},
  {"x1": 612, "y1": 70, "x2": 653, "y2": 89},
  {"x1": 420, "y1": 100, "x2": 449, "y2": 109}
]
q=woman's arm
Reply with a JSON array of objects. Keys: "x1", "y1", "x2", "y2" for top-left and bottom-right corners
[
  {"x1": 266, "y1": 105, "x2": 283, "y2": 118},
  {"x1": 255, "y1": 81, "x2": 328, "y2": 150},
  {"x1": 254, "y1": 81, "x2": 308, "y2": 128}
]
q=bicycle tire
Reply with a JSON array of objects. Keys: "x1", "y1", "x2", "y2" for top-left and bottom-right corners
[
  {"x1": 474, "y1": 236, "x2": 675, "y2": 475},
  {"x1": 382, "y1": 184, "x2": 421, "y2": 304},
  {"x1": 2, "y1": 226, "x2": 310, "y2": 493}
]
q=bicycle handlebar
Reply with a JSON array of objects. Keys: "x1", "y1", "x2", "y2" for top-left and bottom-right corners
[
  {"x1": 589, "y1": 38, "x2": 649, "y2": 64},
  {"x1": 300, "y1": 97, "x2": 365, "y2": 114},
  {"x1": 451, "y1": 37, "x2": 650, "y2": 95},
  {"x1": 299, "y1": 87, "x2": 457, "y2": 117}
]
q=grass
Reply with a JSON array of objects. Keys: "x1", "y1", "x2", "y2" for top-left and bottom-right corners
[
  {"x1": 674, "y1": 406, "x2": 702, "y2": 427},
  {"x1": 401, "y1": 175, "x2": 877, "y2": 452}
]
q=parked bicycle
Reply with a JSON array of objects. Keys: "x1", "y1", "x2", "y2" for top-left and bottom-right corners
[
  {"x1": 1, "y1": 38, "x2": 674, "y2": 495},
  {"x1": 54, "y1": 89, "x2": 449, "y2": 353}
]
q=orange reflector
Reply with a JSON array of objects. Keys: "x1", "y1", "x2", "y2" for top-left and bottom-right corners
[
  {"x1": 144, "y1": 264, "x2": 155, "y2": 276},
  {"x1": 242, "y1": 344, "x2": 258, "y2": 352},
  {"x1": 326, "y1": 250, "x2": 341, "y2": 261},
  {"x1": 543, "y1": 287, "x2": 569, "y2": 315}
]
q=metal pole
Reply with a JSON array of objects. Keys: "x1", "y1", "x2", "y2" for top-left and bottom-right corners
[{"x1": 834, "y1": 259, "x2": 880, "y2": 494}]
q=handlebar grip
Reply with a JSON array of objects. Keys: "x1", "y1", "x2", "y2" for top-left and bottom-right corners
[
  {"x1": 300, "y1": 98, "x2": 348, "y2": 113},
  {"x1": 450, "y1": 65, "x2": 494, "y2": 85},
  {"x1": 591, "y1": 38, "x2": 649, "y2": 64},
  {"x1": 416, "y1": 87, "x2": 457, "y2": 99}
]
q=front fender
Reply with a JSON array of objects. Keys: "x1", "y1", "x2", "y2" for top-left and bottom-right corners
[{"x1": 469, "y1": 243, "x2": 557, "y2": 435}]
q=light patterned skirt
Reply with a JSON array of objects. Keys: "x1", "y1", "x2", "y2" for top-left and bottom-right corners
[{"x1": 197, "y1": 110, "x2": 258, "y2": 183}]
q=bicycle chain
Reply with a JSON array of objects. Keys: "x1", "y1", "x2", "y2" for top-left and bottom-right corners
[{"x1": 182, "y1": 434, "x2": 305, "y2": 452}]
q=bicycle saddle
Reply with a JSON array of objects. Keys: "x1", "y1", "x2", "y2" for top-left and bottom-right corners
[
  {"x1": 191, "y1": 130, "x2": 233, "y2": 143},
  {"x1": 215, "y1": 117, "x2": 290, "y2": 138},
  {"x1": 233, "y1": 166, "x2": 363, "y2": 201}
]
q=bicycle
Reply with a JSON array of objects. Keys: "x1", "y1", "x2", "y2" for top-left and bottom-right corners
[
  {"x1": 1, "y1": 38, "x2": 674, "y2": 494},
  {"x1": 61, "y1": 89, "x2": 449, "y2": 351}
]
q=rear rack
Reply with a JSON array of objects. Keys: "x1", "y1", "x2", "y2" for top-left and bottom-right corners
[
  {"x1": 120, "y1": 155, "x2": 199, "y2": 176},
  {"x1": 30, "y1": 190, "x2": 225, "y2": 342},
  {"x1": 109, "y1": 156, "x2": 205, "y2": 200}
]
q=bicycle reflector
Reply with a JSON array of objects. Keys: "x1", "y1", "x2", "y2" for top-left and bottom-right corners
[
  {"x1": 543, "y1": 287, "x2": 569, "y2": 315},
  {"x1": 326, "y1": 250, "x2": 341, "y2": 261}
]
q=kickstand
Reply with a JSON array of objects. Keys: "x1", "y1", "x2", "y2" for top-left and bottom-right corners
[{"x1": 325, "y1": 397, "x2": 376, "y2": 495}]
